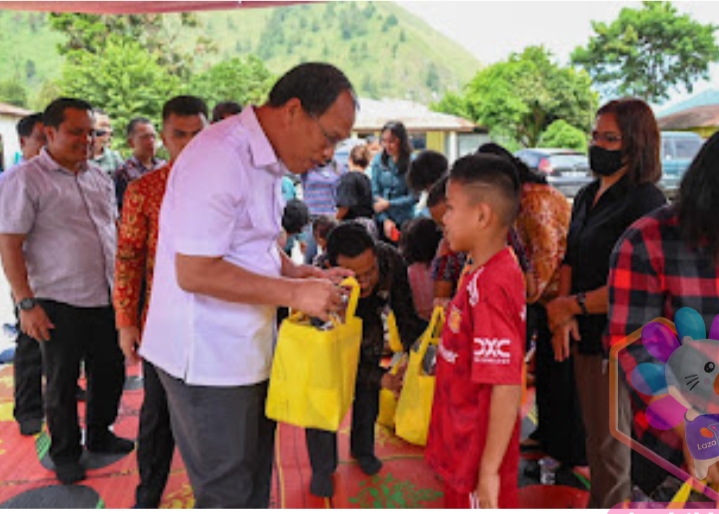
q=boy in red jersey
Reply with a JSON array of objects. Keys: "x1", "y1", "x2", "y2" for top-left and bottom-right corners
[{"x1": 425, "y1": 154, "x2": 526, "y2": 509}]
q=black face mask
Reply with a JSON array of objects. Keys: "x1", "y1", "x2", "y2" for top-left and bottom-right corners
[{"x1": 589, "y1": 145, "x2": 624, "y2": 177}]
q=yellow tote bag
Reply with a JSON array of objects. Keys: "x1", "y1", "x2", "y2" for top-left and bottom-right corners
[
  {"x1": 266, "y1": 278, "x2": 362, "y2": 432},
  {"x1": 394, "y1": 307, "x2": 445, "y2": 447},
  {"x1": 377, "y1": 353, "x2": 408, "y2": 429},
  {"x1": 385, "y1": 310, "x2": 405, "y2": 354}
]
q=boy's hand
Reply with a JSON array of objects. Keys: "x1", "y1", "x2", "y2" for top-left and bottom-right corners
[{"x1": 477, "y1": 470, "x2": 500, "y2": 509}]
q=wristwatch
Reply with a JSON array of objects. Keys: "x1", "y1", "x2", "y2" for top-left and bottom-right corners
[
  {"x1": 16, "y1": 298, "x2": 37, "y2": 311},
  {"x1": 575, "y1": 292, "x2": 589, "y2": 316}
]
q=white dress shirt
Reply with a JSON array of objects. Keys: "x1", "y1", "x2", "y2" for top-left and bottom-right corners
[{"x1": 140, "y1": 107, "x2": 289, "y2": 386}]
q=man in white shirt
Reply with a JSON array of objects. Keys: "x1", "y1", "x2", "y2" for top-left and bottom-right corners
[{"x1": 140, "y1": 63, "x2": 358, "y2": 508}]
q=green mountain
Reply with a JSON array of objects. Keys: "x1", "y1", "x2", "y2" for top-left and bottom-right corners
[{"x1": 0, "y1": 2, "x2": 481, "y2": 107}]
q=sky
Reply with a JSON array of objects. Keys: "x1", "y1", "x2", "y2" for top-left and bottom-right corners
[{"x1": 398, "y1": 1, "x2": 719, "y2": 112}]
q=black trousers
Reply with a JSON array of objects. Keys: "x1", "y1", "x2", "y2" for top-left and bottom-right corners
[
  {"x1": 135, "y1": 359, "x2": 175, "y2": 508},
  {"x1": 39, "y1": 300, "x2": 125, "y2": 466},
  {"x1": 158, "y1": 369, "x2": 276, "y2": 508},
  {"x1": 13, "y1": 329, "x2": 44, "y2": 424},
  {"x1": 305, "y1": 380, "x2": 380, "y2": 476},
  {"x1": 530, "y1": 303, "x2": 587, "y2": 466}
]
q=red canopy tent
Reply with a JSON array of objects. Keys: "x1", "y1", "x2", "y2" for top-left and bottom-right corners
[{"x1": 0, "y1": 1, "x2": 304, "y2": 14}]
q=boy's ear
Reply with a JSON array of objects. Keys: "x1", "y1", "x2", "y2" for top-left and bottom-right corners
[{"x1": 477, "y1": 202, "x2": 492, "y2": 229}]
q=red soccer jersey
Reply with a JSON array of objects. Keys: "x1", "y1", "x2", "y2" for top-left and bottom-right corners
[{"x1": 425, "y1": 247, "x2": 526, "y2": 507}]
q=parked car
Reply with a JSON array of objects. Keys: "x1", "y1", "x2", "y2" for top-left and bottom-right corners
[
  {"x1": 514, "y1": 148, "x2": 593, "y2": 198},
  {"x1": 659, "y1": 131, "x2": 704, "y2": 199}
]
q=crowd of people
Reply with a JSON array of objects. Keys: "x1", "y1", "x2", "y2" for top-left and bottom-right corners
[{"x1": 0, "y1": 60, "x2": 718, "y2": 509}]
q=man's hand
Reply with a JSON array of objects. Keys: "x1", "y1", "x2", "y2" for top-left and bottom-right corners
[
  {"x1": 291, "y1": 279, "x2": 347, "y2": 322},
  {"x1": 119, "y1": 326, "x2": 141, "y2": 364},
  {"x1": 381, "y1": 363, "x2": 407, "y2": 397},
  {"x1": 551, "y1": 319, "x2": 579, "y2": 362},
  {"x1": 477, "y1": 470, "x2": 500, "y2": 509},
  {"x1": 19, "y1": 306, "x2": 54, "y2": 343},
  {"x1": 374, "y1": 198, "x2": 390, "y2": 213}
]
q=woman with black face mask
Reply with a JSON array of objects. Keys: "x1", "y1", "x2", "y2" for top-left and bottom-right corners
[{"x1": 544, "y1": 98, "x2": 666, "y2": 508}]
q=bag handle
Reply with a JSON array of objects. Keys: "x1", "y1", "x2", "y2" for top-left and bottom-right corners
[
  {"x1": 287, "y1": 276, "x2": 361, "y2": 326},
  {"x1": 415, "y1": 306, "x2": 445, "y2": 359},
  {"x1": 340, "y1": 276, "x2": 361, "y2": 321}
]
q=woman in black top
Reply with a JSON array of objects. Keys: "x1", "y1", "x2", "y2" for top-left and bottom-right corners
[{"x1": 546, "y1": 98, "x2": 666, "y2": 508}]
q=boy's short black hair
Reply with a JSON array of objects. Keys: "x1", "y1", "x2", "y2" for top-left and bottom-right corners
[
  {"x1": 281, "y1": 199, "x2": 310, "y2": 235},
  {"x1": 312, "y1": 215, "x2": 338, "y2": 241},
  {"x1": 449, "y1": 154, "x2": 521, "y2": 227},
  {"x1": 16, "y1": 113, "x2": 43, "y2": 138},
  {"x1": 326, "y1": 221, "x2": 376, "y2": 266},
  {"x1": 427, "y1": 175, "x2": 449, "y2": 209},
  {"x1": 399, "y1": 218, "x2": 443, "y2": 266},
  {"x1": 408, "y1": 150, "x2": 448, "y2": 193}
]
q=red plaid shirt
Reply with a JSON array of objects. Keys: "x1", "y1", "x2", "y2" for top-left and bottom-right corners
[{"x1": 607, "y1": 204, "x2": 719, "y2": 468}]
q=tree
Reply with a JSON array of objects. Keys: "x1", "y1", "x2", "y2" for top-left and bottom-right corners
[
  {"x1": 49, "y1": 12, "x2": 211, "y2": 80},
  {"x1": 539, "y1": 120, "x2": 588, "y2": 151},
  {"x1": 571, "y1": 1, "x2": 719, "y2": 103},
  {"x1": 188, "y1": 56, "x2": 275, "y2": 108},
  {"x1": 436, "y1": 46, "x2": 597, "y2": 148},
  {"x1": 60, "y1": 37, "x2": 180, "y2": 153},
  {"x1": 0, "y1": 79, "x2": 29, "y2": 108},
  {"x1": 430, "y1": 91, "x2": 472, "y2": 121},
  {"x1": 33, "y1": 80, "x2": 63, "y2": 111}
]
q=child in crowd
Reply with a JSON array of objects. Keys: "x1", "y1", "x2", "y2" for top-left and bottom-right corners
[
  {"x1": 425, "y1": 154, "x2": 526, "y2": 509},
  {"x1": 399, "y1": 218, "x2": 443, "y2": 321},
  {"x1": 427, "y1": 176, "x2": 467, "y2": 306},
  {"x1": 311, "y1": 215, "x2": 338, "y2": 268},
  {"x1": 280, "y1": 199, "x2": 310, "y2": 256}
]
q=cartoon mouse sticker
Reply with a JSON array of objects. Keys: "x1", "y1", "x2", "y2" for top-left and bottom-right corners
[{"x1": 630, "y1": 307, "x2": 719, "y2": 480}]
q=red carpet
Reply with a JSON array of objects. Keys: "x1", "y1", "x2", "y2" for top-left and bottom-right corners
[{"x1": 0, "y1": 364, "x2": 588, "y2": 508}]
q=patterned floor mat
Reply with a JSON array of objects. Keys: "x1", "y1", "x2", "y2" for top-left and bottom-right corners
[{"x1": 0, "y1": 364, "x2": 589, "y2": 508}]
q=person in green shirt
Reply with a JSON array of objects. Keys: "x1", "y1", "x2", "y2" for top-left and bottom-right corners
[{"x1": 90, "y1": 109, "x2": 123, "y2": 176}]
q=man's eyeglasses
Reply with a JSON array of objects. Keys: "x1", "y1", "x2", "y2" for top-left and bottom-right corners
[
  {"x1": 591, "y1": 131, "x2": 622, "y2": 144},
  {"x1": 308, "y1": 112, "x2": 343, "y2": 149}
]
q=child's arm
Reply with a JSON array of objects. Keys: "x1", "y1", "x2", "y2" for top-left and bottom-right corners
[{"x1": 477, "y1": 384, "x2": 522, "y2": 509}]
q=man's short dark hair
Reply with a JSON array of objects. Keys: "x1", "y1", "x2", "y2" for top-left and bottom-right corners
[
  {"x1": 267, "y1": 62, "x2": 357, "y2": 117},
  {"x1": 281, "y1": 199, "x2": 310, "y2": 235},
  {"x1": 211, "y1": 101, "x2": 243, "y2": 123},
  {"x1": 162, "y1": 95, "x2": 208, "y2": 123},
  {"x1": 427, "y1": 175, "x2": 449, "y2": 209},
  {"x1": 449, "y1": 154, "x2": 521, "y2": 227},
  {"x1": 326, "y1": 221, "x2": 376, "y2": 267},
  {"x1": 16, "y1": 113, "x2": 43, "y2": 138},
  {"x1": 408, "y1": 150, "x2": 448, "y2": 193},
  {"x1": 43, "y1": 98, "x2": 93, "y2": 129},
  {"x1": 126, "y1": 117, "x2": 153, "y2": 139}
]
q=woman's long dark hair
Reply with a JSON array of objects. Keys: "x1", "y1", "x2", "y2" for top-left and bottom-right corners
[
  {"x1": 380, "y1": 121, "x2": 412, "y2": 175},
  {"x1": 476, "y1": 142, "x2": 547, "y2": 185},
  {"x1": 676, "y1": 132, "x2": 719, "y2": 260},
  {"x1": 596, "y1": 98, "x2": 661, "y2": 186}
]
